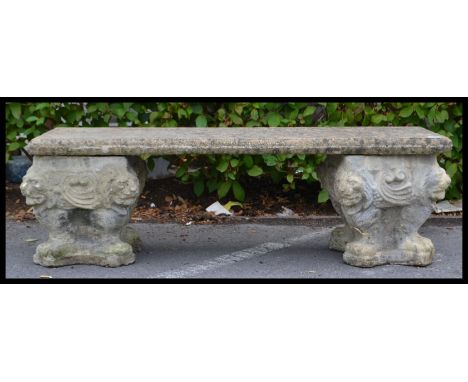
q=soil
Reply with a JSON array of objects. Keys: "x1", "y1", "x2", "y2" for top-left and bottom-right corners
[
  {"x1": 6, "y1": 177, "x2": 461, "y2": 225},
  {"x1": 6, "y1": 177, "x2": 336, "y2": 224}
]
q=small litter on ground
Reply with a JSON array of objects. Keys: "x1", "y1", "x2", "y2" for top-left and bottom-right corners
[{"x1": 206, "y1": 201, "x2": 232, "y2": 216}]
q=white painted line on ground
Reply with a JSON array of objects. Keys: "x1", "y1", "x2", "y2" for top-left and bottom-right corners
[{"x1": 154, "y1": 228, "x2": 333, "y2": 279}]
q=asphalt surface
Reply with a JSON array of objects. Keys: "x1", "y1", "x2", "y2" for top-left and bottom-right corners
[{"x1": 5, "y1": 219, "x2": 463, "y2": 279}]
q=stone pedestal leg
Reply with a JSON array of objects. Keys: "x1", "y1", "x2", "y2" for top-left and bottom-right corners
[
  {"x1": 317, "y1": 155, "x2": 451, "y2": 267},
  {"x1": 20, "y1": 156, "x2": 147, "y2": 267}
]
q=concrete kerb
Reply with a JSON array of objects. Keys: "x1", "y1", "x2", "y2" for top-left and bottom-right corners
[{"x1": 132, "y1": 215, "x2": 462, "y2": 227}]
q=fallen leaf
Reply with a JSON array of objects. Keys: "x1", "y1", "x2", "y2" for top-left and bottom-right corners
[
  {"x1": 177, "y1": 196, "x2": 186, "y2": 204},
  {"x1": 223, "y1": 201, "x2": 243, "y2": 212}
]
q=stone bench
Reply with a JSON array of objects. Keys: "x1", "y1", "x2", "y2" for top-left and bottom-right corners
[{"x1": 20, "y1": 126, "x2": 452, "y2": 268}]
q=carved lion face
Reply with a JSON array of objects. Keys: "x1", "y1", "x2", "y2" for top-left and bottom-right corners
[
  {"x1": 335, "y1": 173, "x2": 364, "y2": 207},
  {"x1": 20, "y1": 175, "x2": 47, "y2": 206},
  {"x1": 427, "y1": 167, "x2": 451, "y2": 201},
  {"x1": 110, "y1": 176, "x2": 139, "y2": 206}
]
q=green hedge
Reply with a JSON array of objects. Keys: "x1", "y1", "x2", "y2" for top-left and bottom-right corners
[{"x1": 5, "y1": 102, "x2": 463, "y2": 201}]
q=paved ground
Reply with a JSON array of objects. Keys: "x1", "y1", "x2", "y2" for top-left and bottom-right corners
[{"x1": 5, "y1": 219, "x2": 463, "y2": 279}]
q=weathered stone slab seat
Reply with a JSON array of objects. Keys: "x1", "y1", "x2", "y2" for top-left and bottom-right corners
[
  {"x1": 25, "y1": 126, "x2": 452, "y2": 156},
  {"x1": 20, "y1": 126, "x2": 452, "y2": 269}
]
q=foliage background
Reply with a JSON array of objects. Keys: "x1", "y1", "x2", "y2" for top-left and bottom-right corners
[{"x1": 5, "y1": 102, "x2": 463, "y2": 201}]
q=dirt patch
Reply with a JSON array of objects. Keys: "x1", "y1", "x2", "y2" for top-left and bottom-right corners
[
  {"x1": 5, "y1": 182, "x2": 35, "y2": 221},
  {"x1": 6, "y1": 177, "x2": 461, "y2": 224},
  {"x1": 6, "y1": 177, "x2": 336, "y2": 224},
  {"x1": 131, "y1": 176, "x2": 337, "y2": 224}
]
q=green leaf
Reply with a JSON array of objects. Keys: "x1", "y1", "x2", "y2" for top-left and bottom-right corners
[
  {"x1": 34, "y1": 103, "x2": 50, "y2": 110},
  {"x1": 217, "y1": 181, "x2": 232, "y2": 199},
  {"x1": 97, "y1": 103, "x2": 108, "y2": 112},
  {"x1": 243, "y1": 155, "x2": 254, "y2": 169},
  {"x1": 415, "y1": 105, "x2": 425, "y2": 119},
  {"x1": 250, "y1": 109, "x2": 259, "y2": 120},
  {"x1": 224, "y1": 201, "x2": 243, "y2": 211},
  {"x1": 125, "y1": 111, "x2": 138, "y2": 122},
  {"x1": 232, "y1": 181, "x2": 245, "y2": 202},
  {"x1": 267, "y1": 113, "x2": 281, "y2": 127},
  {"x1": 216, "y1": 159, "x2": 229, "y2": 172},
  {"x1": 195, "y1": 115, "x2": 208, "y2": 127},
  {"x1": 25, "y1": 116, "x2": 38, "y2": 123},
  {"x1": 191, "y1": 104, "x2": 203, "y2": 114},
  {"x1": 9, "y1": 103, "x2": 21, "y2": 119},
  {"x1": 246, "y1": 120, "x2": 259, "y2": 127},
  {"x1": 286, "y1": 174, "x2": 294, "y2": 183},
  {"x1": 247, "y1": 165, "x2": 264, "y2": 177},
  {"x1": 452, "y1": 135, "x2": 460, "y2": 150},
  {"x1": 87, "y1": 104, "x2": 98, "y2": 113},
  {"x1": 399, "y1": 106, "x2": 414, "y2": 118},
  {"x1": 371, "y1": 114, "x2": 386, "y2": 124},
  {"x1": 7, "y1": 130, "x2": 17, "y2": 141},
  {"x1": 110, "y1": 104, "x2": 126, "y2": 119},
  {"x1": 230, "y1": 159, "x2": 239, "y2": 167},
  {"x1": 263, "y1": 154, "x2": 277, "y2": 166},
  {"x1": 207, "y1": 179, "x2": 218, "y2": 193},
  {"x1": 149, "y1": 112, "x2": 159, "y2": 123},
  {"x1": 177, "y1": 108, "x2": 187, "y2": 119},
  {"x1": 326, "y1": 103, "x2": 338, "y2": 114},
  {"x1": 234, "y1": 104, "x2": 244, "y2": 115},
  {"x1": 436, "y1": 110, "x2": 449, "y2": 123},
  {"x1": 303, "y1": 106, "x2": 316, "y2": 117},
  {"x1": 446, "y1": 162, "x2": 457, "y2": 178},
  {"x1": 230, "y1": 113, "x2": 243, "y2": 125},
  {"x1": 148, "y1": 159, "x2": 156, "y2": 171},
  {"x1": 318, "y1": 189, "x2": 329, "y2": 204},
  {"x1": 8, "y1": 142, "x2": 22, "y2": 152},
  {"x1": 175, "y1": 166, "x2": 187, "y2": 178},
  {"x1": 194, "y1": 180, "x2": 205, "y2": 196}
]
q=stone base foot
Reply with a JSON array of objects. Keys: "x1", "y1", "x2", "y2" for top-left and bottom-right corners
[
  {"x1": 122, "y1": 226, "x2": 142, "y2": 251},
  {"x1": 33, "y1": 237, "x2": 137, "y2": 267},
  {"x1": 329, "y1": 225, "x2": 354, "y2": 252},
  {"x1": 21, "y1": 156, "x2": 147, "y2": 267},
  {"x1": 330, "y1": 227, "x2": 435, "y2": 267},
  {"x1": 318, "y1": 155, "x2": 451, "y2": 268},
  {"x1": 342, "y1": 235, "x2": 434, "y2": 267}
]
